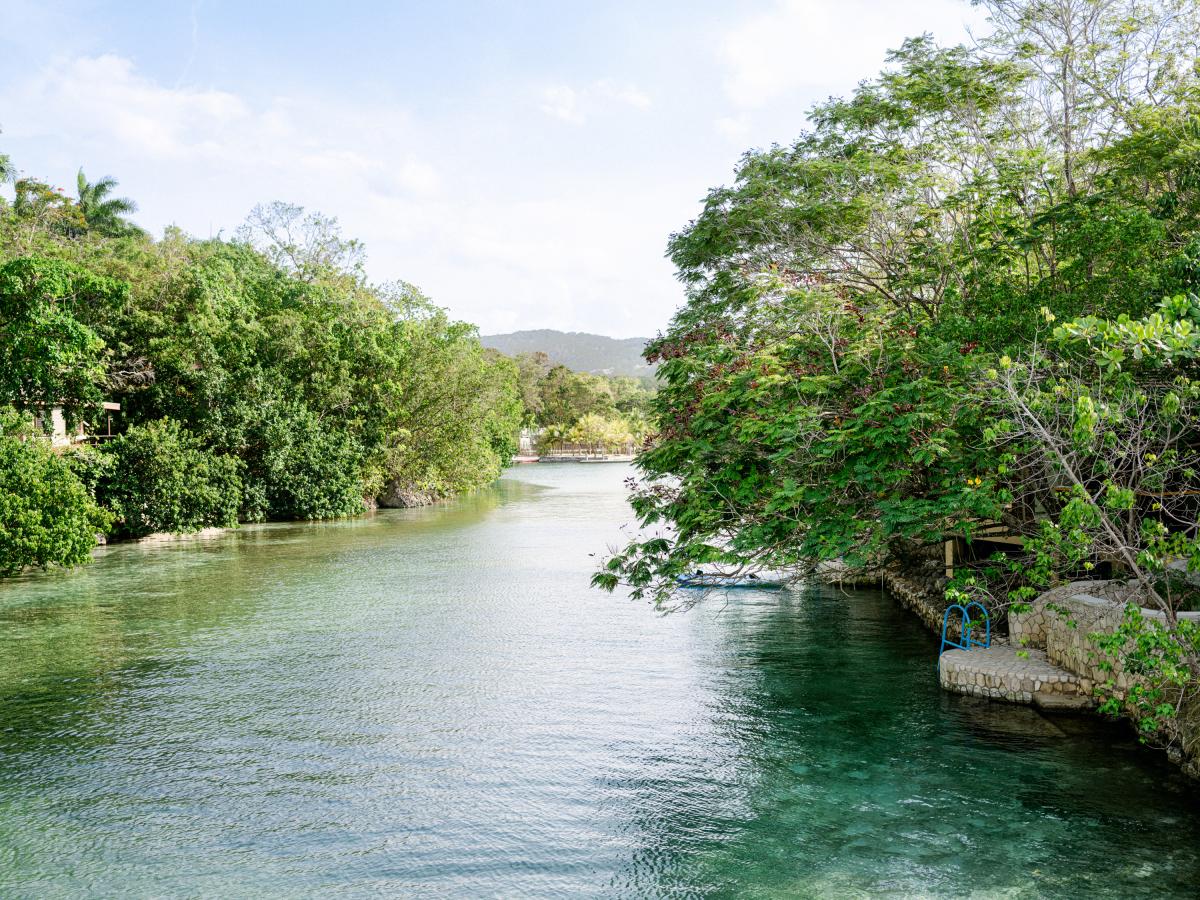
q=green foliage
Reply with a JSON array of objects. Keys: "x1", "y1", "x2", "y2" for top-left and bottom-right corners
[
  {"x1": 602, "y1": 286, "x2": 1004, "y2": 601},
  {"x1": 0, "y1": 407, "x2": 109, "y2": 574},
  {"x1": 964, "y1": 304, "x2": 1200, "y2": 742},
  {"x1": 514, "y1": 351, "x2": 552, "y2": 424},
  {"x1": 0, "y1": 165, "x2": 524, "y2": 570},
  {"x1": 368, "y1": 290, "x2": 522, "y2": 500},
  {"x1": 0, "y1": 257, "x2": 120, "y2": 424},
  {"x1": 9, "y1": 178, "x2": 86, "y2": 242},
  {"x1": 1057, "y1": 293, "x2": 1200, "y2": 368},
  {"x1": 514, "y1": 353, "x2": 655, "y2": 433},
  {"x1": 596, "y1": 2, "x2": 1200, "y2": 613},
  {"x1": 536, "y1": 364, "x2": 615, "y2": 427},
  {"x1": 97, "y1": 418, "x2": 241, "y2": 539},
  {"x1": 240, "y1": 401, "x2": 365, "y2": 521},
  {"x1": 1093, "y1": 604, "x2": 1198, "y2": 738},
  {"x1": 566, "y1": 413, "x2": 636, "y2": 452}
]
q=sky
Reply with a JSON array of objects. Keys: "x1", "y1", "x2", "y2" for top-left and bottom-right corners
[{"x1": 0, "y1": 1, "x2": 990, "y2": 337}]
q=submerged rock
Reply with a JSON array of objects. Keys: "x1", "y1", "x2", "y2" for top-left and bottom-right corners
[{"x1": 377, "y1": 481, "x2": 440, "y2": 508}]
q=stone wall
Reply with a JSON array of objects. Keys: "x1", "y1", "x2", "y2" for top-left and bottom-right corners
[
  {"x1": 1008, "y1": 580, "x2": 1136, "y2": 643},
  {"x1": 883, "y1": 566, "x2": 950, "y2": 635},
  {"x1": 819, "y1": 547, "x2": 962, "y2": 639},
  {"x1": 880, "y1": 545, "x2": 955, "y2": 637},
  {"x1": 1011, "y1": 581, "x2": 1200, "y2": 778},
  {"x1": 1010, "y1": 581, "x2": 1200, "y2": 700},
  {"x1": 1010, "y1": 581, "x2": 1137, "y2": 691}
]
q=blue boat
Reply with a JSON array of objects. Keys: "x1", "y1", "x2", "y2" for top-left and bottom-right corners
[{"x1": 675, "y1": 572, "x2": 784, "y2": 589}]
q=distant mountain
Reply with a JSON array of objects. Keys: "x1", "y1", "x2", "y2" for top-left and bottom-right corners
[{"x1": 480, "y1": 329, "x2": 655, "y2": 380}]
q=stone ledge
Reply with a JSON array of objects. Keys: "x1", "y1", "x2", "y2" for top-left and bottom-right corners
[{"x1": 939, "y1": 645, "x2": 1094, "y2": 711}]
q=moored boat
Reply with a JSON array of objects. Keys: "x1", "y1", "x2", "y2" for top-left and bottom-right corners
[{"x1": 675, "y1": 572, "x2": 784, "y2": 589}]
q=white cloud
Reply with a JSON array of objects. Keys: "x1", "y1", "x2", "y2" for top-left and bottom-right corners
[
  {"x1": 537, "y1": 78, "x2": 653, "y2": 124},
  {"x1": 12, "y1": 55, "x2": 250, "y2": 157},
  {"x1": 6, "y1": 54, "x2": 439, "y2": 197},
  {"x1": 402, "y1": 189, "x2": 679, "y2": 335},
  {"x1": 719, "y1": 0, "x2": 988, "y2": 108},
  {"x1": 715, "y1": 115, "x2": 750, "y2": 142},
  {"x1": 2, "y1": 54, "x2": 682, "y2": 336},
  {"x1": 594, "y1": 78, "x2": 652, "y2": 110},
  {"x1": 0, "y1": 2, "x2": 1001, "y2": 337},
  {"x1": 538, "y1": 84, "x2": 584, "y2": 123}
]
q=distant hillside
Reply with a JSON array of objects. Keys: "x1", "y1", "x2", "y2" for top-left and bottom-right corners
[{"x1": 480, "y1": 330, "x2": 655, "y2": 380}]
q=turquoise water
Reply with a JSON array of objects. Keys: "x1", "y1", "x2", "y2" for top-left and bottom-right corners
[{"x1": 1, "y1": 463, "x2": 1198, "y2": 897}]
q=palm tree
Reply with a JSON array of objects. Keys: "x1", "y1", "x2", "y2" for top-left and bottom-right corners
[
  {"x1": 76, "y1": 169, "x2": 141, "y2": 236},
  {"x1": 0, "y1": 154, "x2": 10, "y2": 213},
  {"x1": 538, "y1": 423, "x2": 568, "y2": 456}
]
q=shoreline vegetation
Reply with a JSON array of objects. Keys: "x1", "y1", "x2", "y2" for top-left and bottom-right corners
[
  {"x1": 594, "y1": 0, "x2": 1200, "y2": 769},
  {"x1": 0, "y1": 191, "x2": 523, "y2": 575},
  {"x1": 0, "y1": 164, "x2": 653, "y2": 576}
]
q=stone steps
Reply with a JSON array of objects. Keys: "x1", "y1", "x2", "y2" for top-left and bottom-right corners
[{"x1": 938, "y1": 645, "x2": 1095, "y2": 711}]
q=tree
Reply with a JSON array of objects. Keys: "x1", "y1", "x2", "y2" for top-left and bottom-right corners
[
  {"x1": 537, "y1": 365, "x2": 614, "y2": 426},
  {"x1": 8, "y1": 178, "x2": 86, "y2": 248},
  {"x1": 0, "y1": 407, "x2": 109, "y2": 575},
  {"x1": 240, "y1": 400, "x2": 365, "y2": 521},
  {"x1": 537, "y1": 423, "x2": 570, "y2": 455},
  {"x1": 595, "y1": 0, "x2": 1200, "y2": 603},
  {"x1": 377, "y1": 299, "x2": 521, "y2": 501},
  {"x1": 566, "y1": 413, "x2": 635, "y2": 453},
  {"x1": 608, "y1": 376, "x2": 655, "y2": 418},
  {"x1": 0, "y1": 155, "x2": 525, "y2": 573},
  {"x1": 75, "y1": 169, "x2": 141, "y2": 237},
  {"x1": 568, "y1": 413, "x2": 609, "y2": 452},
  {"x1": 0, "y1": 130, "x2": 16, "y2": 201},
  {"x1": 236, "y1": 201, "x2": 365, "y2": 283},
  {"x1": 951, "y1": 298, "x2": 1200, "y2": 745},
  {"x1": 515, "y1": 351, "x2": 552, "y2": 424},
  {"x1": 0, "y1": 257, "x2": 117, "y2": 426}
]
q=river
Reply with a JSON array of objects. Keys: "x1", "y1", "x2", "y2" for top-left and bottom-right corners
[{"x1": 1, "y1": 463, "x2": 1199, "y2": 897}]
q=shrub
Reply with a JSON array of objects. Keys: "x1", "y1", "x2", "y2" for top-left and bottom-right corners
[
  {"x1": 241, "y1": 401, "x2": 365, "y2": 521},
  {"x1": 98, "y1": 418, "x2": 241, "y2": 538},
  {"x1": 0, "y1": 407, "x2": 109, "y2": 575}
]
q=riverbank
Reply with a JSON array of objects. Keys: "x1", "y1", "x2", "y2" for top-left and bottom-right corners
[
  {"x1": 131, "y1": 526, "x2": 232, "y2": 544},
  {"x1": 70, "y1": 486, "x2": 461, "y2": 565},
  {"x1": 862, "y1": 553, "x2": 1200, "y2": 782}
]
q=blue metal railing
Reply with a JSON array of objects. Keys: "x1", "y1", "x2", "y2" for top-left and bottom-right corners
[{"x1": 939, "y1": 601, "x2": 990, "y2": 659}]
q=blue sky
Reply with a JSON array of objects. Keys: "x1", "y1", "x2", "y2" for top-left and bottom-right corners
[{"x1": 0, "y1": 1, "x2": 988, "y2": 336}]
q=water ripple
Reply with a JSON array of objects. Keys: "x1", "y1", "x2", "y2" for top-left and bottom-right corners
[{"x1": 0, "y1": 465, "x2": 1198, "y2": 897}]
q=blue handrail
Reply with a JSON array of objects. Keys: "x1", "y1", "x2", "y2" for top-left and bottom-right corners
[{"x1": 939, "y1": 601, "x2": 990, "y2": 659}]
